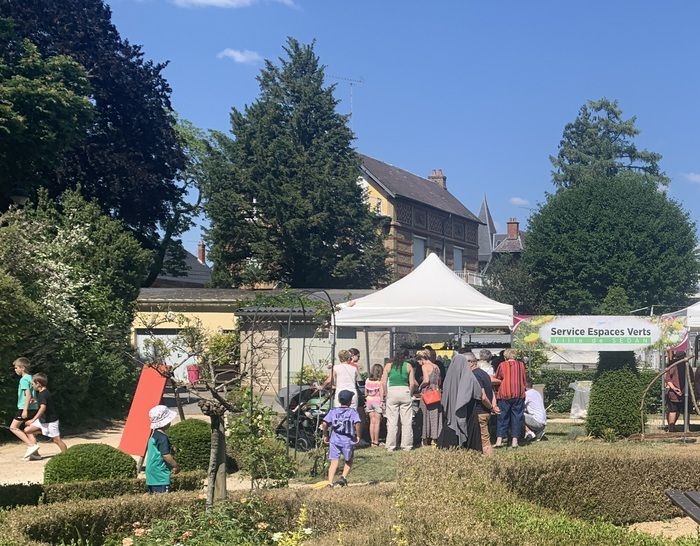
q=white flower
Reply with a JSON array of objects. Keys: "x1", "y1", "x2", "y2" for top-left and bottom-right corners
[
  {"x1": 303, "y1": 528, "x2": 313, "y2": 535},
  {"x1": 271, "y1": 532, "x2": 283, "y2": 542}
]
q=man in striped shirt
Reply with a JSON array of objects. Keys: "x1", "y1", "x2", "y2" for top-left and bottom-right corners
[{"x1": 492, "y1": 348, "x2": 527, "y2": 449}]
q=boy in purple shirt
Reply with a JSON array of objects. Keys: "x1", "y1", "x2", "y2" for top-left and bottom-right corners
[{"x1": 322, "y1": 389, "x2": 361, "y2": 487}]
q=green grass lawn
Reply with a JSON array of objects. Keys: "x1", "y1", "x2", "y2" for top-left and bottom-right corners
[{"x1": 292, "y1": 444, "x2": 399, "y2": 485}]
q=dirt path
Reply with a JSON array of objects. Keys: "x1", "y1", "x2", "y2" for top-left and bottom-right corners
[
  {"x1": 630, "y1": 517, "x2": 700, "y2": 539},
  {"x1": 0, "y1": 421, "x2": 126, "y2": 485}
]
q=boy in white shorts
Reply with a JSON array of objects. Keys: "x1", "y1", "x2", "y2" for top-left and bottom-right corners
[{"x1": 24, "y1": 373, "x2": 68, "y2": 454}]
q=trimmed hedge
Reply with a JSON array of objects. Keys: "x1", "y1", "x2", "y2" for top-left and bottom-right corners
[
  {"x1": 3, "y1": 491, "x2": 201, "y2": 546},
  {"x1": 587, "y1": 369, "x2": 646, "y2": 438},
  {"x1": 396, "y1": 449, "x2": 675, "y2": 546},
  {"x1": 491, "y1": 443, "x2": 700, "y2": 525},
  {"x1": 169, "y1": 419, "x2": 211, "y2": 471},
  {"x1": 0, "y1": 471, "x2": 205, "y2": 508},
  {"x1": 44, "y1": 443, "x2": 137, "y2": 484}
]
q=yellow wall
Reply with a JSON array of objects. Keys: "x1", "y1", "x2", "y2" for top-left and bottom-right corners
[
  {"x1": 131, "y1": 306, "x2": 238, "y2": 345},
  {"x1": 363, "y1": 178, "x2": 394, "y2": 218}
]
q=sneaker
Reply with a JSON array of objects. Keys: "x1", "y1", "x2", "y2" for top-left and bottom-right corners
[
  {"x1": 27, "y1": 453, "x2": 42, "y2": 461},
  {"x1": 332, "y1": 476, "x2": 348, "y2": 487},
  {"x1": 535, "y1": 429, "x2": 546, "y2": 441},
  {"x1": 23, "y1": 444, "x2": 40, "y2": 458}
]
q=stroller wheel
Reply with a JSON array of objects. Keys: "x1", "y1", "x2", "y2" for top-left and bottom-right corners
[{"x1": 295, "y1": 437, "x2": 311, "y2": 452}]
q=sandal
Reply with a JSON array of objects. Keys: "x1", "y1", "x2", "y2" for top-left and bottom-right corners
[{"x1": 371, "y1": 442, "x2": 380, "y2": 447}]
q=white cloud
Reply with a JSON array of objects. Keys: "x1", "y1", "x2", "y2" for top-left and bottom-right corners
[
  {"x1": 683, "y1": 172, "x2": 700, "y2": 184},
  {"x1": 217, "y1": 48, "x2": 263, "y2": 64},
  {"x1": 509, "y1": 197, "x2": 530, "y2": 206}
]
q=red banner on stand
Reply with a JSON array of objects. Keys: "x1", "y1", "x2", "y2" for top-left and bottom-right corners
[{"x1": 119, "y1": 365, "x2": 168, "y2": 457}]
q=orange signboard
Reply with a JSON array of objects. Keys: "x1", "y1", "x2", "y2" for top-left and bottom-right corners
[{"x1": 119, "y1": 365, "x2": 168, "y2": 457}]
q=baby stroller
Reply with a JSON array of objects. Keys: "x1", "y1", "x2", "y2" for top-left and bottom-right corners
[{"x1": 276, "y1": 385, "x2": 331, "y2": 452}]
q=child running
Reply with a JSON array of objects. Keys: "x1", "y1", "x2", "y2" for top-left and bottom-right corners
[
  {"x1": 24, "y1": 373, "x2": 68, "y2": 454},
  {"x1": 145, "y1": 405, "x2": 179, "y2": 493},
  {"x1": 8, "y1": 357, "x2": 40, "y2": 460},
  {"x1": 322, "y1": 389, "x2": 361, "y2": 487}
]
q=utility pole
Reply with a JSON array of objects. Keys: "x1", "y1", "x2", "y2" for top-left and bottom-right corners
[{"x1": 329, "y1": 75, "x2": 364, "y2": 128}]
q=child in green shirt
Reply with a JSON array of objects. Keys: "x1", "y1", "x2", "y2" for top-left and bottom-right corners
[{"x1": 145, "y1": 405, "x2": 179, "y2": 493}]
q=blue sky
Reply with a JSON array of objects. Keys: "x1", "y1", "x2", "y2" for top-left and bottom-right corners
[{"x1": 107, "y1": 0, "x2": 700, "y2": 256}]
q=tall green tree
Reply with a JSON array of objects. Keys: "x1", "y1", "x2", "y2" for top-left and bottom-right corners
[
  {"x1": 0, "y1": 19, "x2": 93, "y2": 208},
  {"x1": 480, "y1": 254, "x2": 542, "y2": 314},
  {"x1": 0, "y1": 190, "x2": 150, "y2": 425},
  {"x1": 550, "y1": 98, "x2": 669, "y2": 190},
  {"x1": 526, "y1": 99, "x2": 698, "y2": 314},
  {"x1": 0, "y1": 1, "x2": 189, "y2": 283},
  {"x1": 525, "y1": 172, "x2": 698, "y2": 314},
  {"x1": 204, "y1": 38, "x2": 388, "y2": 288}
]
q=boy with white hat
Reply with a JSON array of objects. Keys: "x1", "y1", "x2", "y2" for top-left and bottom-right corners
[{"x1": 146, "y1": 405, "x2": 179, "y2": 493}]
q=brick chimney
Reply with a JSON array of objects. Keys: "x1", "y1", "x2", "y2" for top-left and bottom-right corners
[
  {"x1": 197, "y1": 240, "x2": 206, "y2": 265},
  {"x1": 428, "y1": 169, "x2": 447, "y2": 190},
  {"x1": 506, "y1": 218, "x2": 519, "y2": 240}
]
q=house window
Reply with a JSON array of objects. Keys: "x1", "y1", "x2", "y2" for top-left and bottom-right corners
[
  {"x1": 413, "y1": 236, "x2": 426, "y2": 269},
  {"x1": 453, "y1": 247, "x2": 463, "y2": 272}
]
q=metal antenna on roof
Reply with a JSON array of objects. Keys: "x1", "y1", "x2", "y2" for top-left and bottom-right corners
[{"x1": 329, "y1": 75, "x2": 364, "y2": 128}]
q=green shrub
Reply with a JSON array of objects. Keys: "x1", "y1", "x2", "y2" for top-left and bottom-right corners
[
  {"x1": 169, "y1": 419, "x2": 211, "y2": 471},
  {"x1": 44, "y1": 444, "x2": 137, "y2": 484},
  {"x1": 0, "y1": 483, "x2": 43, "y2": 508},
  {"x1": 596, "y1": 350, "x2": 637, "y2": 378},
  {"x1": 228, "y1": 389, "x2": 296, "y2": 488},
  {"x1": 396, "y1": 449, "x2": 671, "y2": 546},
  {"x1": 539, "y1": 369, "x2": 596, "y2": 412},
  {"x1": 491, "y1": 443, "x2": 700, "y2": 525},
  {"x1": 586, "y1": 369, "x2": 646, "y2": 438},
  {"x1": 3, "y1": 491, "x2": 200, "y2": 546},
  {"x1": 43, "y1": 470, "x2": 205, "y2": 504}
]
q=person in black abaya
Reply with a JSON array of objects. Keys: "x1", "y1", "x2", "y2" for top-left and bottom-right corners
[{"x1": 438, "y1": 351, "x2": 482, "y2": 451}]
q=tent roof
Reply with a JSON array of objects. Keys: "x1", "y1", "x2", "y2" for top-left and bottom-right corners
[
  {"x1": 334, "y1": 253, "x2": 513, "y2": 327},
  {"x1": 685, "y1": 301, "x2": 700, "y2": 328}
]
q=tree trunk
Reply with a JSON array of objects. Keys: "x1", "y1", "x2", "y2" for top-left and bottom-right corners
[
  {"x1": 170, "y1": 377, "x2": 187, "y2": 422},
  {"x1": 206, "y1": 414, "x2": 227, "y2": 509}
]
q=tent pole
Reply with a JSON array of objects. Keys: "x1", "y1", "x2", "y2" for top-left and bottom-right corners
[{"x1": 364, "y1": 327, "x2": 371, "y2": 375}]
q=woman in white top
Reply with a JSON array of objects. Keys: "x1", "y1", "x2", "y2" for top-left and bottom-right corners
[{"x1": 322, "y1": 349, "x2": 359, "y2": 409}]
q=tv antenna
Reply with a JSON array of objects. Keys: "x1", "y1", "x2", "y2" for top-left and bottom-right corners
[{"x1": 329, "y1": 75, "x2": 364, "y2": 126}]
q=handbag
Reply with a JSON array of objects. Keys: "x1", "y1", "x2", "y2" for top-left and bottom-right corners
[{"x1": 421, "y1": 386, "x2": 441, "y2": 406}]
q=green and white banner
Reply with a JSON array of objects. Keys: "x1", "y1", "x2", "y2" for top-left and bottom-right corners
[{"x1": 513, "y1": 315, "x2": 687, "y2": 352}]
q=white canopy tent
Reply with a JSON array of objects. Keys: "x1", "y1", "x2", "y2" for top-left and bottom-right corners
[
  {"x1": 334, "y1": 253, "x2": 513, "y2": 328},
  {"x1": 686, "y1": 301, "x2": 700, "y2": 329}
]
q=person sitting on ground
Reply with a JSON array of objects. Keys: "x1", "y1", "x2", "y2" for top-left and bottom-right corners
[
  {"x1": 9, "y1": 357, "x2": 40, "y2": 460},
  {"x1": 146, "y1": 405, "x2": 179, "y2": 494},
  {"x1": 24, "y1": 373, "x2": 67, "y2": 454},
  {"x1": 364, "y1": 364, "x2": 385, "y2": 447},
  {"x1": 523, "y1": 378, "x2": 547, "y2": 442},
  {"x1": 467, "y1": 353, "x2": 498, "y2": 456},
  {"x1": 322, "y1": 389, "x2": 361, "y2": 487},
  {"x1": 477, "y1": 349, "x2": 495, "y2": 376}
]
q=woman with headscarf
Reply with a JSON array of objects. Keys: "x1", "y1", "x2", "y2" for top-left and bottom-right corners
[{"x1": 438, "y1": 350, "x2": 483, "y2": 451}]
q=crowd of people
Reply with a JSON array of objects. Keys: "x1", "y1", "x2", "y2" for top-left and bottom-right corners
[{"x1": 320, "y1": 346, "x2": 548, "y2": 486}]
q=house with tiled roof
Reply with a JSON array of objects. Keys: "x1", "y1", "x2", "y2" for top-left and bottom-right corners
[
  {"x1": 358, "y1": 154, "x2": 482, "y2": 282},
  {"x1": 477, "y1": 196, "x2": 525, "y2": 271},
  {"x1": 152, "y1": 242, "x2": 212, "y2": 288}
]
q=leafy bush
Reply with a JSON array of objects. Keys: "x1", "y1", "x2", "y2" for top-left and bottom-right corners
[
  {"x1": 0, "y1": 483, "x2": 43, "y2": 509},
  {"x1": 491, "y1": 443, "x2": 700, "y2": 525},
  {"x1": 108, "y1": 495, "x2": 289, "y2": 546},
  {"x1": 586, "y1": 369, "x2": 646, "y2": 438},
  {"x1": 395, "y1": 449, "x2": 673, "y2": 546},
  {"x1": 293, "y1": 364, "x2": 328, "y2": 386},
  {"x1": 44, "y1": 444, "x2": 137, "y2": 484},
  {"x1": 43, "y1": 471, "x2": 205, "y2": 504},
  {"x1": 596, "y1": 350, "x2": 637, "y2": 378},
  {"x1": 539, "y1": 369, "x2": 596, "y2": 412},
  {"x1": 228, "y1": 389, "x2": 296, "y2": 488},
  {"x1": 169, "y1": 419, "x2": 211, "y2": 471},
  {"x1": 3, "y1": 491, "x2": 201, "y2": 546}
]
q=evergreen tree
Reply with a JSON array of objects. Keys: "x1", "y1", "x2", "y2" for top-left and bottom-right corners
[
  {"x1": 550, "y1": 98, "x2": 668, "y2": 190},
  {"x1": 203, "y1": 38, "x2": 388, "y2": 288}
]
